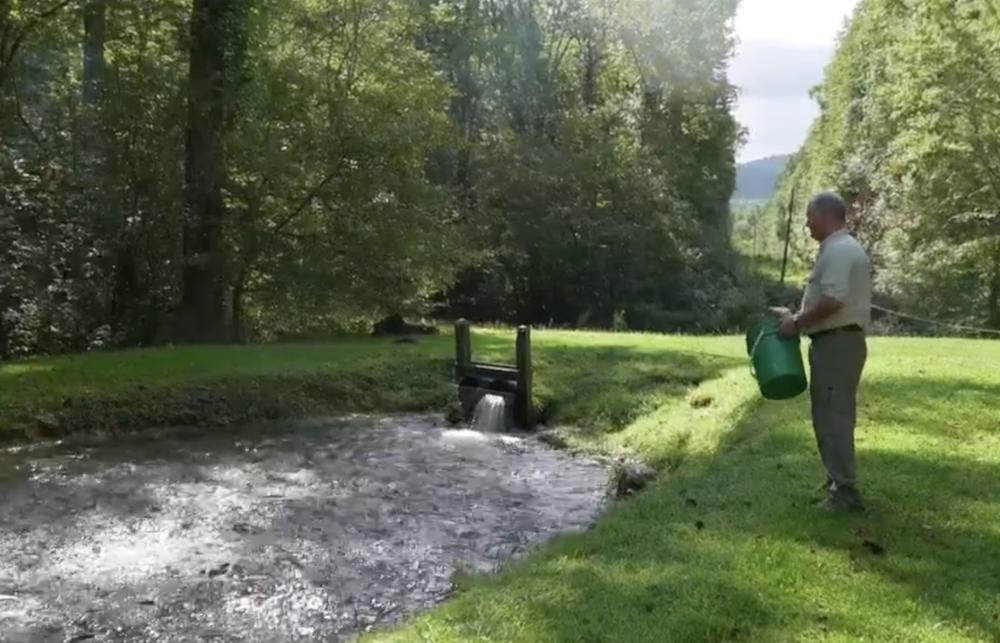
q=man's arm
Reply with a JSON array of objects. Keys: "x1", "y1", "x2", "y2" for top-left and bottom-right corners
[
  {"x1": 784, "y1": 295, "x2": 844, "y2": 335},
  {"x1": 778, "y1": 296, "x2": 843, "y2": 338}
]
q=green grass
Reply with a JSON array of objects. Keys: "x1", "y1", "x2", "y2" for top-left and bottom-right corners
[
  {"x1": 2, "y1": 332, "x2": 999, "y2": 640},
  {"x1": 0, "y1": 331, "x2": 736, "y2": 442},
  {"x1": 0, "y1": 339, "x2": 455, "y2": 439}
]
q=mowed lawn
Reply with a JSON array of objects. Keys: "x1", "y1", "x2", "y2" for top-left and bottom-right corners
[
  {"x1": 1, "y1": 332, "x2": 998, "y2": 640},
  {"x1": 373, "y1": 335, "x2": 1000, "y2": 642}
]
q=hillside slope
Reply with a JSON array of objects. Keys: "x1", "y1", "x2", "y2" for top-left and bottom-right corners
[{"x1": 733, "y1": 154, "x2": 790, "y2": 201}]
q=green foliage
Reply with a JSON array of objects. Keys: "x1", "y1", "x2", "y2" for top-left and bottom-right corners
[
  {"x1": 772, "y1": 0, "x2": 1000, "y2": 329},
  {"x1": 227, "y1": 0, "x2": 464, "y2": 337},
  {"x1": 1, "y1": 0, "x2": 749, "y2": 357},
  {"x1": 436, "y1": 0, "x2": 752, "y2": 332},
  {"x1": 3, "y1": 0, "x2": 197, "y2": 353}
]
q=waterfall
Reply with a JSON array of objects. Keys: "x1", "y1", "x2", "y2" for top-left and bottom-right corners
[{"x1": 471, "y1": 394, "x2": 508, "y2": 433}]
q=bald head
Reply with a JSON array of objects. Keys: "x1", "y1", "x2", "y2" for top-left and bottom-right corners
[{"x1": 806, "y1": 192, "x2": 847, "y2": 241}]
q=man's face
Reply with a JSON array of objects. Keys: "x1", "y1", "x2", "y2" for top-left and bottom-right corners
[{"x1": 805, "y1": 207, "x2": 824, "y2": 241}]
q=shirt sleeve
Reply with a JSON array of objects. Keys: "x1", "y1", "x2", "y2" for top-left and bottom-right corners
[{"x1": 817, "y1": 245, "x2": 853, "y2": 302}]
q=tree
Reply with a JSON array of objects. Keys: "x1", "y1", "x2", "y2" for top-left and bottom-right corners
[
  {"x1": 177, "y1": 0, "x2": 246, "y2": 342},
  {"x1": 773, "y1": 0, "x2": 1000, "y2": 329},
  {"x1": 82, "y1": 1, "x2": 106, "y2": 103},
  {"x1": 1, "y1": 0, "x2": 753, "y2": 356},
  {"x1": 0, "y1": 0, "x2": 74, "y2": 88}
]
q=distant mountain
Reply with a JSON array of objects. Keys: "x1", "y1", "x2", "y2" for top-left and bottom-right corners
[{"x1": 733, "y1": 154, "x2": 791, "y2": 202}]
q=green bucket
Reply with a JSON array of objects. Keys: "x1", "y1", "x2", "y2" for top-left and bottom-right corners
[{"x1": 746, "y1": 321, "x2": 808, "y2": 400}]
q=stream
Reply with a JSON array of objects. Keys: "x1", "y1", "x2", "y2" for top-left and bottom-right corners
[{"x1": 0, "y1": 415, "x2": 608, "y2": 642}]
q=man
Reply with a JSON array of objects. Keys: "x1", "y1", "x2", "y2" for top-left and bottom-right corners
[{"x1": 778, "y1": 192, "x2": 872, "y2": 512}]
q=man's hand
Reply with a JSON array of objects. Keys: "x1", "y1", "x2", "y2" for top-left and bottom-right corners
[
  {"x1": 790, "y1": 295, "x2": 844, "y2": 338},
  {"x1": 778, "y1": 316, "x2": 799, "y2": 338}
]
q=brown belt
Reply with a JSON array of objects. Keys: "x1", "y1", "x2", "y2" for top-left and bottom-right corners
[{"x1": 809, "y1": 324, "x2": 863, "y2": 340}]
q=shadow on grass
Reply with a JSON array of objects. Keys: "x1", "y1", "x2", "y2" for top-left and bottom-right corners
[
  {"x1": 415, "y1": 372, "x2": 1000, "y2": 642},
  {"x1": 700, "y1": 382, "x2": 1000, "y2": 640},
  {"x1": 0, "y1": 335, "x2": 456, "y2": 403}
]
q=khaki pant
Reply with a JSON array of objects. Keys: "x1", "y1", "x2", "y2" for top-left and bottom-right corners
[{"x1": 808, "y1": 331, "x2": 867, "y2": 488}]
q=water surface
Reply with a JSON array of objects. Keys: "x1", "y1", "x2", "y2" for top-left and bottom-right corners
[{"x1": 0, "y1": 416, "x2": 607, "y2": 642}]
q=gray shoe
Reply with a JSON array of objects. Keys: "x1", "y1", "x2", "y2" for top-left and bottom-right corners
[
  {"x1": 824, "y1": 485, "x2": 865, "y2": 512},
  {"x1": 810, "y1": 478, "x2": 835, "y2": 504}
]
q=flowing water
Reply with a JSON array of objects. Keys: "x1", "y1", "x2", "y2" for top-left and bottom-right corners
[
  {"x1": 0, "y1": 415, "x2": 607, "y2": 642},
  {"x1": 470, "y1": 394, "x2": 509, "y2": 433}
]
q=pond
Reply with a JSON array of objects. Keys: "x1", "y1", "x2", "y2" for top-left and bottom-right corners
[{"x1": 0, "y1": 415, "x2": 608, "y2": 642}]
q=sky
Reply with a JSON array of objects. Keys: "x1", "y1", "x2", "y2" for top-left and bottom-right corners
[{"x1": 730, "y1": 0, "x2": 861, "y2": 162}]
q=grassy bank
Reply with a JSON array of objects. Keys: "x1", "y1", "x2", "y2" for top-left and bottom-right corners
[
  {"x1": 374, "y1": 336, "x2": 1000, "y2": 642},
  {"x1": 0, "y1": 330, "x2": 737, "y2": 443},
  {"x1": 0, "y1": 340, "x2": 456, "y2": 440}
]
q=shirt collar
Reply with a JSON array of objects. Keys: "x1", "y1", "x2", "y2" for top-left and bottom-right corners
[{"x1": 820, "y1": 228, "x2": 848, "y2": 250}]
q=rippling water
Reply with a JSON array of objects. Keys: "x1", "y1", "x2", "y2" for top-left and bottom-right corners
[{"x1": 0, "y1": 415, "x2": 607, "y2": 642}]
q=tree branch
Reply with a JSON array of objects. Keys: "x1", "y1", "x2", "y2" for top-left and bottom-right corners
[
  {"x1": 12, "y1": 77, "x2": 42, "y2": 147},
  {"x1": 271, "y1": 168, "x2": 340, "y2": 236},
  {"x1": 0, "y1": 0, "x2": 74, "y2": 87}
]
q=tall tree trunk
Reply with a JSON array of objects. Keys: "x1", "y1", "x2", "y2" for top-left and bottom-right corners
[
  {"x1": 988, "y1": 239, "x2": 1000, "y2": 329},
  {"x1": 779, "y1": 186, "x2": 798, "y2": 288},
  {"x1": 178, "y1": 0, "x2": 239, "y2": 343},
  {"x1": 110, "y1": 234, "x2": 136, "y2": 337},
  {"x1": 82, "y1": 0, "x2": 127, "y2": 338},
  {"x1": 0, "y1": 292, "x2": 9, "y2": 360},
  {"x1": 582, "y1": 37, "x2": 601, "y2": 109},
  {"x1": 231, "y1": 268, "x2": 247, "y2": 343},
  {"x1": 82, "y1": 1, "x2": 105, "y2": 103},
  {"x1": 450, "y1": 0, "x2": 479, "y2": 219}
]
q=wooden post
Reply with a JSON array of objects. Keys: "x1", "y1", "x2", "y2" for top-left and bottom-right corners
[
  {"x1": 515, "y1": 325, "x2": 533, "y2": 428},
  {"x1": 455, "y1": 319, "x2": 471, "y2": 377}
]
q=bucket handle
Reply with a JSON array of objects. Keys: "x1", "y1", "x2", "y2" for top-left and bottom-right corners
[{"x1": 748, "y1": 327, "x2": 777, "y2": 378}]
